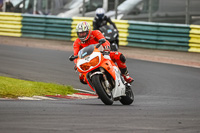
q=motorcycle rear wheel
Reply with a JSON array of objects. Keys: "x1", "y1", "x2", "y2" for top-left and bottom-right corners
[
  {"x1": 120, "y1": 86, "x2": 134, "y2": 105},
  {"x1": 91, "y1": 75, "x2": 113, "y2": 105}
]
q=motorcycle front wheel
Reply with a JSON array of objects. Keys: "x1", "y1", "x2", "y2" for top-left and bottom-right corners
[{"x1": 91, "y1": 74, "x2": 113, "y2": 105}]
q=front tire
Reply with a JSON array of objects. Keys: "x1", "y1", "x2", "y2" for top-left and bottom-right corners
[{"x1": 91, "y1": 75, "x2": 113, "y2": 105}]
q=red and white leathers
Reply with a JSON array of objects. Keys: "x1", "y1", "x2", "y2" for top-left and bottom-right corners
[{"x1": 73, "y1": 30, "x2": 133, "y2": 83}]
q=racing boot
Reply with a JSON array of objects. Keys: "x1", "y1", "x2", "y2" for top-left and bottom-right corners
[
  {"x1": 79, "y1": 73, "x2": 87, "y2": 84},
  {"x1": 120, "y1": 67, "x2": 134, "y2": 84}
]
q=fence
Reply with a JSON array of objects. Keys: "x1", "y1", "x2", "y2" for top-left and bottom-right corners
[
  {"x1": 0, "y1": 12, "x2": 22, "y2": 37},
  {"x1": 0, "y1": 12, "x2": 72, "y2": 40},
  {"x1": 0, "y1": 12, "x2": 200, "y2": 53},
  {"x1": 127, "y1": 21, "x2": 191, "y2": 52}
]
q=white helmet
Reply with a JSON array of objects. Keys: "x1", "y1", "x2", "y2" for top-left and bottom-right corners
[
  {"x1": 76, "y1": 21, "x2": 91, "y2": 42},
  {"x1": 95, "y1": 8, "x2": 105, "y2": 20}
]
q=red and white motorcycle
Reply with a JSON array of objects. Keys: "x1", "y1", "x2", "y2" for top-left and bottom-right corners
[{"x1": 69, "y1": 39, "x2": 134, "y2": 105}]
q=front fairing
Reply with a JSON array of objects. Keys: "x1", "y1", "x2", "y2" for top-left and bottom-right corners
[
  {"x1": 77, "y1": 45, "x2": 103, "y2": 73},
  {"x1": 77, "y1": 52, "x2": 102, "y2": 72},
  {"x1": 76, "y1": 45, "x2": 126, "y2": 97}
]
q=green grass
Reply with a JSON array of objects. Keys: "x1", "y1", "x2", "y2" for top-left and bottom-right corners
[{"x1": 0, "y1": 76, "x2": 78, "y2": 98}]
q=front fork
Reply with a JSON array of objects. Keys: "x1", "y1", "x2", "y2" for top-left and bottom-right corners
[
  {"x1": 100, "y1": 67, "x2": 110, "y2": 89},
  {"x1": 86, "y1": 67, "x2": 111, "y2": 92}
]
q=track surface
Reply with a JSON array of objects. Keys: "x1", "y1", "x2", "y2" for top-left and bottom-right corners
[{"x1": 0, "y1": 44, "x2": 200, "y2": 133}]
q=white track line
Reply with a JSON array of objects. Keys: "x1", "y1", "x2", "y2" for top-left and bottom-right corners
[
  {"x1": 74, "y1": 88, "x2": 96, "y2": 94},
  {"x1": 18, "y1": 96, "x2": 56, "y2": 100}
]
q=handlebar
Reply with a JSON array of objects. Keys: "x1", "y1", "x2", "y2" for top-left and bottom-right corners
[
  {"x1": 69, "y1": 39, "x2": 106, "y2": 61},
  {"x1": 69, "y1": 55, "x2": 78, "y2": 61},
  {"x1": 96, "y1": 38, "x2": 106, "y2": 48}
]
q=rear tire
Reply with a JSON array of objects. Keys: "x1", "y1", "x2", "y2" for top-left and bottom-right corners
[
  {"x1": 120, "y1": 86, "x2": 134, "y2": 105},
  {"x1": 91, "y1": 75, "x2": 113, "y2": 105}
]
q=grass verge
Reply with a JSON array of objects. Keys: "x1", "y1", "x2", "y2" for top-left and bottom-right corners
[{"x1": 0, "y1": 76, "x2": 78, "y2": 98}]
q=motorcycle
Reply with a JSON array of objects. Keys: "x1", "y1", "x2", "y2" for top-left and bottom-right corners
[
  {"x1": 99, "y1": 25, "x2": 119, "y2": 51},
  {"x1": 69, "y1": 39, "x2": 134, "y2": 105}
]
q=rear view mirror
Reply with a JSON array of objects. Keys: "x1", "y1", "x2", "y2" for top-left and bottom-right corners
[{"x1": 69, "y1": 55, "x2": 78, "y2": 61}]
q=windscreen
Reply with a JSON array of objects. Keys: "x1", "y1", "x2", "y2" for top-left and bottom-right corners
[{"x1": 78, "y1": 45, "x2": 95, "y2": 59}]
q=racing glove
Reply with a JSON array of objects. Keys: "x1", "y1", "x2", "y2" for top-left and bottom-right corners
[{"x1": 103, "y1": 45, "x2": 110, "y2": 55}]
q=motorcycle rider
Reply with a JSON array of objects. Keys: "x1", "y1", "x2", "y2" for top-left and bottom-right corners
[
  {"x1": 73, "y1": 21, "x2": 134, "y2": 84},
  {"x1": 93, "y1": 8, "x2": 119, "y2": 47}
]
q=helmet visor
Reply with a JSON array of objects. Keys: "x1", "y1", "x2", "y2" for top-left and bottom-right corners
[
  {"x1": 77, "y1": 31, "x2": 88, "y2": 39},
  {"x1": 97, "y1": 14, "x2": 104, "y2": 19}
]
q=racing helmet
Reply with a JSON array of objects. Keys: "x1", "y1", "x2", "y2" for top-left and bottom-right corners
[
  {"x1": 95, "y1": 8, "x2": 105, "y2": 20},
  {"x1": 76, "y1": 21, "x2": 91, "y2": 42}
]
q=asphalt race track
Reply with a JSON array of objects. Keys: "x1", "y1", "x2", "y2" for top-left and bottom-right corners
[{"x1": 0, "y1": 44, "x2": 200, "y2": 133}]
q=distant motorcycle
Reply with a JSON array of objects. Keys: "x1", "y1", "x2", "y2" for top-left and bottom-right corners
[
  {"x1": 69, "y1": 39, "x2": 134, "y2": 105},
  {"x1": 99, "y1": 25, "x2": 119, "y2": 51}
]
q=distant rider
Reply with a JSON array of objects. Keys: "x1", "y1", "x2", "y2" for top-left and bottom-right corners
[
  {"x1": 93, "y1": 8, "x2": 119, "y2": 47},
  {"x1": 73, "y1": 21, "x2": 134, "y2": 84}
]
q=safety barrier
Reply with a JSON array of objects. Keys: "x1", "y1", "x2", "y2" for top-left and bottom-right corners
[
  {"x1": 0, "y1": 12, "x2": 72, "y2": 41},
  {"x1": 189, "y1": 25, "x2": 200, "y2": 52},
  {"x1": 0, "y1": 12, "x2": 22, "y2": 37},
  {"x1": 127, "y1": 21, "x2": 191, "y2": 52},
  {"x1": 22, "y1": 14, "x2": 72, "y2": 40},
  {"x1": 0, "y1": 12, "x2": 200, "y2": 53}
]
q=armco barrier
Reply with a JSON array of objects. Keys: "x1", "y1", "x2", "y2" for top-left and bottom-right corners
[
  {"x1": 127, "y1": 21, "x2": 191, "y2": 52},
  {"x1": 0, "y1": 12, "x2": 200, "y2": 53},
  {"x1": 0, "y1": 12, "x2": 22, "y2": 37},
  {"x1": 189, "y1": 25, "x2": 200, "y2": 52},
  {"x1": 21, "y1": 14, "x2": 72, "y2": 40},
  {"x1": 0, "y1": 12, "x2": 72, "y2": 41}
]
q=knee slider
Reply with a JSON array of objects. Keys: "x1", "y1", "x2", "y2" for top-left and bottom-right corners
[{"x1": 120, "y1": 54, "x2": 126, "y2": 63}]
